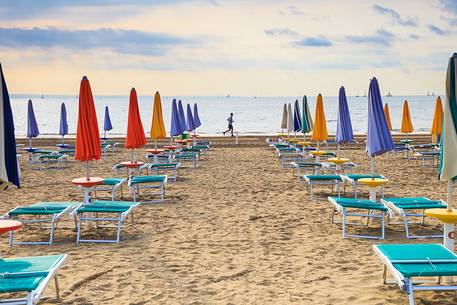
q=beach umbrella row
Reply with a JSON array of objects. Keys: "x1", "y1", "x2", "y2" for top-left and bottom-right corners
[{"x1": 0, "y1": 64, "x2": 20, "y2": 188}]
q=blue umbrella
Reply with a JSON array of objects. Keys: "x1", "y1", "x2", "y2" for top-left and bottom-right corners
[
  {"x1": 366, "y1": 77, "x2": 394, "y2": 175},
  {"x1": 170, "y1": 99, "x2": 181, "y2": 141},
  {"x1": 177, "y1": 99, "x2": 186, "y2": 135},
  {"x1": 59, "y1": 102, "x2": 68, "y2": 145},
  {"x1": 335, "y1": 86, "x2": 354, "y2": 157},
  {"x1": 186, "y1": 104, "x2": 195, "y2": 132},
  {"x1": 193, "y1": 103, "x2": 201, "y2": 129},
  {"x1": 27, "y1": 99, "x2": 39, "y2": 148},
  {"x1": 293, "y1": 99, "x2": 302, "y2": 134},
  {"x1": 0, "y1": 63, "x2": 19, "y2": 188},
  {"x1": 103, "y1": 106, "x2": 113, "y2": 139}
]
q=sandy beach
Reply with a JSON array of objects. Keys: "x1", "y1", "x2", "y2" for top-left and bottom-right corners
[{"x1": 0, "y1": 138, "x2": 454, "y2": 305}]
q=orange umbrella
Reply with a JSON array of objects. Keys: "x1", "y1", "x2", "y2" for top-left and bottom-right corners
[
  {"x1": 431, "y1": 96, "x2": 444, "y2": 143},
  {"x1": 125, "y1": 88, "x2": 146, "y2": 160},
  {"x1": 401, "y1": 99, "x2": 414, "y2": 135},
  {"x1": 311, "y1": 94, "x2": 328, "y2": 148},
  {"x1": 383, "y1": 103, "x2": 393, "y2": 131},
  {"x1": 150, "y1": 91, "x2": 166, "y2": 147},
  {"x1": 75, "y1": 76, "x2": 101, "y2": 179}
]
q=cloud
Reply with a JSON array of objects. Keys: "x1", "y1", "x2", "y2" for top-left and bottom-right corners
[
  {"x1": 346, "y1": 28, "x2": 394, "y2": 46},
  {"x1": 440, "y1": 0, "x2": 457, "y2": 15},
  {"x1": 279, "y1": 5, "x2": 304, "y2": 16},
  {"x1": 428, "y1": 24, "x2": 448, "y2": 35},
  {"x1": 0, "y1": 27, "x2": 193, "y2": 56},
  {"x1": 373, "y1": 4, "x2": 418, "y2": 27},
  {"x1": 264, "y1": 27, "x2": 299, "y2": 37},
  {"x1": 292, "y1": 36, "x2": 332, "y2": 47}
]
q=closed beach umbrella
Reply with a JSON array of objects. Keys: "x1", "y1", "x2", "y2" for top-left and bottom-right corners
[
  {"x1": 366, "y1": 77, "x2": 394, "y2": 175},
  {"x1": 27, "y1": 99, "x2": 39, "y2": 148},
  {"x1": 383, "y1": 103, "x2": 393, "y2": 131},
  {"x1": 186, "y1": 104, "x2": 195, "y2": 132},
  {"x1": 150, "y1": 91, "x2": 166, "y2": 147},
  {"x1": 75, "y1": 76, "x2": 101, "y2": 179},
  {"x1": 301, "y1": 95, "x2": 313, "y2": 138},
  {"x1": 0, "y1": 63, "x2": 19, "y2": 188},
  {"x1": 59, "y1": 102, "x2": 68, "y2": 145},
  {"x1": 293, "y1": 99, "x2": 302, "y2": 134},
  {"x1": 170, "y1": 99, "x2": 181, "y2": 139},
  {"x1": 177, "y1": 100, "x2": 186, "y2": 135},
  {"x1": 103, "y1": 106, "x2": 113, "y2": 139},
  {"x1": 125, "y1": 88, "x2": 146, "y2": 161},
  {"x1": 311, "y1": 94, "x2": 328, "y2": 149},
  {"x1": 193, "y1": 103, "x2": 201, "y2": 129},
  {"x1": 439, "y1": 53, "x2": 457, "y2": 212},
  {"x1": 281, "y1": 103, "x2": 287, "y2": 132},
  {"x1": 287, "y1": 103, "x2": 293, "y2": 135},
  {"x1": 431, "y1": 96, "x2": 444, "y2": 143},
  {"x1": 336, "y1": 86, "x2": 354, "y2": 157},
  {"x1": 401, "y1": 100, "x2": 414, "y2": 136}
]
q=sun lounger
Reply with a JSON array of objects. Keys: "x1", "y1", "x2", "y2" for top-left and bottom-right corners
[
  {"x1": 128, "y1": 175, "x2": 167, "y2": 203},
  {"x1": 328, "y1": 197, "x2": 387, "y2": 239},
  {"x1": 278, "y1": 151, "x2": 301, "y2": 169},
  {"x1": 3, "y1": 202, "x2": 81, "y2": 245},
  {"x1": 290, "y1": 161, "x2": 322, "y2": 179},
  {"x1": 341, "y1": 174, "x2": 385, "y2": 197},
  {"x1": 373, "y1": 244, "x2": 457, "y2": 305},
  {"x1": 321, "y1": 161, "x2": 356, "y2": 174},
  {"x1": 175, "y1": 152, "x2": 198, "y2": 168},
  {"x1": 74, "y1": 200, "x2": 139, "y2": 243},
  {"x1": 144, "y1": 163, "x2": 180, "y2": 182},
  {"x1": 0, "y1": 254, "x2": 67, "y2": 305},
  {"x1": 380, "y1": 197, "x2": 447, "y2": 239},
  {"x1": 33, "y1": 153, "x2": 69, "y2": 170},
  {"x1": 94, "y1": 178, "x2": 127, "y2": 200},
  {"x1": 413, "y1": 151, "x2": 440, "y2": 167},
  {"x1": 303, "y1": 174, "x2": 342, "y2": 200}
]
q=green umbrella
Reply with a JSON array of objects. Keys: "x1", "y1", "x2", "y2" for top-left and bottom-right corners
[{"x1": 301, "y1": 95, "x2": 313, "y2": 141}]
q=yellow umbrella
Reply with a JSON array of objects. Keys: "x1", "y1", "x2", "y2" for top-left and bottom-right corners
[
  {"x1": 311, "y1": 94, "x2": 328, "y2": 149},
  {"x1": 150, "y1": 91, "x2": 166, "y2": 147},
  {"x1": 384, "y1": 103, "x2": 393, "y2": 131},
  {"x1": 431, "y1": 96, "x2": 444, "y2": 143},
  {"x1": 401, "y1": 99, "x2": 414, "y2": 135}
]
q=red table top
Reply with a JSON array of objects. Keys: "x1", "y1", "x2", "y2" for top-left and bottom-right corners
[
  {"x1": 72, "y1": 177, "x2": 104, "y2": 187},
  {"x1": 146, "y1": 149, "x2": 165, "y2": 154},
  {"x1": 191, "y1": 134, "x2": 199, "y2": 138},
  {"x1": 164, "y1": 145, "x2": 179, "y2": 150},
  {"x1": 120, "y1": 161, "x2": 144, "y2": 168},
  {"x1": 0, "y1": 220, "x2": 22, "y2": 235},
  {"x1": 175, "y1": 140, "x2": 188, "y2": 144}
]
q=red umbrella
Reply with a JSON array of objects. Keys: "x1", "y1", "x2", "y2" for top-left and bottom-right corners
[
  {"x1": 75, "y1": 76, "x2": 101, "y2": 179},
  {"x1": 125, "y1": 88, "x2": 146, "y2": 160}
]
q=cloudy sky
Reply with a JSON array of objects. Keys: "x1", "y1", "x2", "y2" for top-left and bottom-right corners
[{"x1": 0, "y1": 0, "x2": 456, "y2": 96}]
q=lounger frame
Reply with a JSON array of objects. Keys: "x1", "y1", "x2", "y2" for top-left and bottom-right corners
[
  {"x1": 94, "y1": 178, "x2": 127, "y2": 200},
  {"x1": 128, "y1": 176, "x2": 167, "y2": 203},
  {"x1": 373, "y1": 245, "x2": 457, "y2": 305},
  {"x1": 303, "y1": 176, "x2": 341, "y2": 200}
]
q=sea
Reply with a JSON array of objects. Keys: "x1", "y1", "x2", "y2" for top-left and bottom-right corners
[{"x1": 10, "y1": 94, "x2": 442, "y2": 138}]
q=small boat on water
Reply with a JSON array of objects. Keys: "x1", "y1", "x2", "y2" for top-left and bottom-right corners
[{"x1": 386, "y1": 91, "x2": 392, "y2": 97}]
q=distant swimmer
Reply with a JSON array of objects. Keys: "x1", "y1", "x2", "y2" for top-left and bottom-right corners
[{"x1": 223, "y1": 113, "x2": 234, "y2": 137}]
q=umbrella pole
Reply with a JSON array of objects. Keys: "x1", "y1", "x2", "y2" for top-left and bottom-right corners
[
  {"x1": 130, "y1": 149, "x2": 134, "y2": 162},
  {"x1": 447, "y1": 180, "x2": 453, "y2": 212},
  {"x1": 370, "y1": 157, "x2": 375, "y2": 176},
  {"x1": 155, "y1": 140, "x2": 157, "y2": 149},
  {"x1": 29, "y1": 138, "x2": 32, "y2": 148},
  {"x1": 337, "y1": 144, "x2": 341, "y2": 159},
  {"x1": 85, "y1": 161, "x2": 90, "y2": 181},
  {"x1": 104, "y1": 130, "x2": 106, "y2": 139},
  {"x1": 61, "y1": 135, "x2": 64, "y2": 145}
]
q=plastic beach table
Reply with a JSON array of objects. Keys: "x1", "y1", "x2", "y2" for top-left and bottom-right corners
[
  {"x1": 72, "y1": 177, "x2": 104, "y2": 205},
  {"x1": 309, "y1": 150, "x2": 329, "y2": 162},
  {"x1": 120, "y1": 161, "x2": 144, "y2": 176},
  {"x1": 328, "y1": 157, "x2": 351, "y2": 174},
  {"x1": 358, "y1": 178, "x2": 389, "y2": 201},
  {"x1": 0, "y1": 220, "x2": 22, "y2": 235}
]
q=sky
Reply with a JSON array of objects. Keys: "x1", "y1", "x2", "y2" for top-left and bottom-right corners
[{"x1": 0, "y1": 0, "x2": 456, "y2": 96}]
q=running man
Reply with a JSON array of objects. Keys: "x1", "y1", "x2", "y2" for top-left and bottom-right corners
[{"x1": 223, "y1": 113, "x2": 234, "y2": 136}]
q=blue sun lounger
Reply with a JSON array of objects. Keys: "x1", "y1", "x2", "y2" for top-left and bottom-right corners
[
  {"x1": 3, "y1": 202, "x2": 81, "y2": 245},
  {"x1": 373, "y1": 244, "x2": 457, "y2": 305},
  {"x1": 328, "y1": 197, "x2": 387, "y2": 239},
  {"x1": 380, "y1": 197, "x2": 447, "y2": 239},
  {"x1": 74, "y1": 200, "x2": 139, "y2": 243},
  {"x1": 303, "y1": 175, "x2": 341, "y2": 200},
  {"x1": 0, "y1": 254, "x2": 67, "y2": 305},
  {"x1": 128, "y1": 175, "x2": 167, "y2": 203}
]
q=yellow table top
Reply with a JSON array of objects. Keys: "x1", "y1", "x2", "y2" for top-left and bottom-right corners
[
  {"x1": 309, "y1": 150, "x2": 328, "y2": 156},
  {"x1": 358, "y1": 178, "x2": 389, "y2": 187},
  {"x1": 296, "y1": 141, "x2": 311, "y2": 146},
  {"x1": 328, "y1": 157, "x2": 350, "y2": 165},
  {"x1": 425, "y1": 208, "x2": 457, "y2": 224}
]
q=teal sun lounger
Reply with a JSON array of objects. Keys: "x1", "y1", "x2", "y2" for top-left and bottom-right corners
[
  {"x1": 373, "y1": 244, "x2": 457, "y2": 305},
  {"x1": 128, "y1": 175, "x2": 167, "y2": 203},
  {"x1": 303, "y1": 175, "x2": 341, "y2": 200},
  {"x1": 0, "y1": 254, "x2": 67, "y2": 305}
]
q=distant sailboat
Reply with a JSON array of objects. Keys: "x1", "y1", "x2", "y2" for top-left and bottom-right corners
[
  {"x1": 226, "y1": 93, "x2": 230, "y2": 98},
  {"x1": 386, "y1": 91, "x2": 392, "y2": 97}
]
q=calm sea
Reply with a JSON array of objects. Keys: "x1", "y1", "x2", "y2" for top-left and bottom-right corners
[{"x1": 10, "y1": 94, "x2": 441, "y2": 137}]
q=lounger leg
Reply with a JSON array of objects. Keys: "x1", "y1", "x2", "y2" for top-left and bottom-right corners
[
  {"x1": 76, "y1": 214, "x2": 82, "y2": 244},
  {"x1": 353, "y1": 182, "x2": 357, "y2": 198},
  {"x1": 116, "y1": 217, "x2": 122, "y2": 243},
  {"x1": 26, "y1": 291, "x2": 35, "y2": 305},
  {"x1": 407, "y1": 280, "x2": 415, "y2": 305},
  {"x1": 342, "y1": 209, "x2": 347, "y2": 238},
  {"x1": 8, "y1": 230, "x2": 13, "y2": 246},
  {"x1": 337, "y1": 181, "x2": 341, "y2": 197},
  {"x1": 382, "y1": 264, "x2": 387, "y2": 284},
  {"x1": 49, "y1": 219, "x2": 56, "y2": 245},
  {"x1": 403, "y1": 215, "x2": 410, "y2": 239},
  {"x1": 381, "y1": 212, "x2": 385, "y2": 240},
  {"x1": 54, "y1": 274, "x2": 60, "y2": 299}
]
